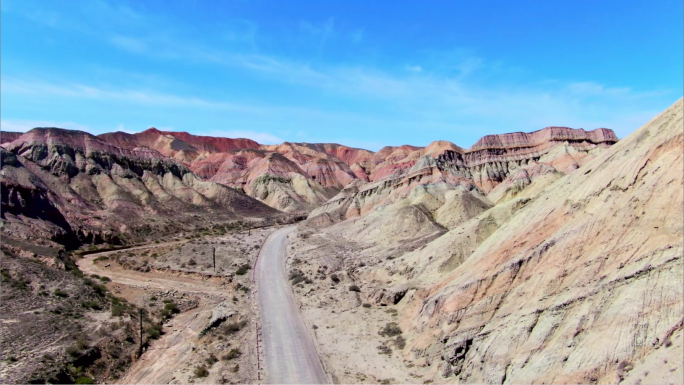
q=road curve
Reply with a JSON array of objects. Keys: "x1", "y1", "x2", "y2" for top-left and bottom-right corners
[{"x1": 256, "y1": 227, "x2": 328, "y2": 384}]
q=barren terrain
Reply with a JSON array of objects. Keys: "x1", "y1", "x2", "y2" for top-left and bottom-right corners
[
  {"x1": 2, "y1": 100, "x2": 682, "y2": 385},
  {"x1": 287, "y1": 99, "x2": 684, "y2": 384},
  {"x1": 75, "y1": 228, "x2": 274, "y2": 384}
]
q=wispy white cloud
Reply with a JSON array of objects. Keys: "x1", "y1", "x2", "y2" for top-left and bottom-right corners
[
  {"x1": 299, "y1": 17, "x2": 335, "y2": 54},
  {"x1": 2, "y1": 69, "x2": 674, "y2": 145},
  {"x1": 1, "y1": 119, "x2": 92, "y2": 133},
  {"x1": 2, "y1": 77, "x2": 264, "y2": 112},
  {"x1": 2, "y1": 0, "x2": 677, "y2": 145},
  {"x1": 110, "y1": 35, "x2": 147, "y2": 53},
  {"x1": 221, "y1": 20, "x2": 259, "y2": 50},
  {"x1": 405, "y1": 65, "x2": 423, "y2": 73}
]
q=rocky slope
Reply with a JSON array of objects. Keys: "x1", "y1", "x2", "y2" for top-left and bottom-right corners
[
  {"x1": 1, "y1": 131, "x2": 23, "y2": 146},
  {"x1": 290, "y1": 99, "x2": 683, "y2": 384},
  {"x1": 1, "y1": 128, "x2": 282, "y2": 251},
  {"x1": 94, "y1": 126, "x2": 615, "y2": 214},
  {"x1": 98, "y1": 129, "x2": 357, "y2": 212},
  {"x1": 398, "y1": 102, "x2": 682, "y2": 383},
  {"x1": 0, "y1": 128, "x2": 293, "y2": 384},
  {"x1": 307, "y1": 126, "x2": 616, "y2": 226}
]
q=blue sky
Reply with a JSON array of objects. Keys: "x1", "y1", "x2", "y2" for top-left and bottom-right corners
[{"x1": 1, "y1": 0, "x2": 682, "y2": 150}]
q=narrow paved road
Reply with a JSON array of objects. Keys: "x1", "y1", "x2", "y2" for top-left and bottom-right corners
[{"x1": 257, "y1": 227, "x2": 328, "y2": 384}]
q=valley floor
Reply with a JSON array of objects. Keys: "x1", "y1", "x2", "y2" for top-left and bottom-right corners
[{"x1": 74, "y1": 229, "x2": 273, "y2": 384}]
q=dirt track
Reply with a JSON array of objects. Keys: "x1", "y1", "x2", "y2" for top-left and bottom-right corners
[
  {"x1": 75, "y1": 227, "x2": 328, "y2": 384},
  {"x1": 256, "y1": 227, "x2": 329, "y2": 384},
  {"x1": 77, "y1": 250, "x2": 229, "y2": 384},
  {"x1": 75, "y1": 235, "x2": 262, "y2": 384}
]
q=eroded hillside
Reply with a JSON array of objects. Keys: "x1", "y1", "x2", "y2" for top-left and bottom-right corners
[
  {"x1": 1, "y1": 105, "x2": 679, "y2": 384},
  {"x1": 289, "y1": 99, "x2": 683, "y2": 384}
]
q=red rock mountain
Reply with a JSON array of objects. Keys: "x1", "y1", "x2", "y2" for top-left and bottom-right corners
[
  {"x1": 90, "y1": 126, "x2": 617, "y2": 214},
  {"x1": 3, "y1": 125, "x2": 617, "y2": 214},
  {"x1": 1, "y1": 127, "x2": 281, "y2": 249},
  {"x1": 1, "y1": 131, "x2": 23, "y2": 146}
]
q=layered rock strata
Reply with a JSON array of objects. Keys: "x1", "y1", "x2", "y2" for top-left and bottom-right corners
[
  {"x1": 1, "y1": 128, "x2": 280, "y2": 248},
  {"x1": 307, "y1": 127, "x2": 617, "y2": 225}
]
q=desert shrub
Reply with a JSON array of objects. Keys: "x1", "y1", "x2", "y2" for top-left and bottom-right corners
[
  {"x1": 377, "y1": 345, "x2": 392, "y2": 355},
  {"x1": 330, "y1": 274, "x2": 340, "y2": 283},
  {"x1": 149, "y1": 296, "x2": 157, "y2": 301},
  {"x1": 180, "y1": 263, "x2": 186, "y2": 268},
  {"x1": 232, "y1": 296, "x2": 238, "y2": 302},
  {"x1": 665, "y1": 338, "x2": 673, "y2": 347},
  {"x1": 82, "y1": 300, "x2": 102, "y2": 310},
  {"x1": 222, "y1": 348, "x2": 241, "y2": 360},
  {"x1": 206, "y1": 353, "x2": 218, "y2": 366},
  {"x1": 349, "y1": 285, "x2": 361, "y2": 292},
  {"x1": 289, "y1": 269, "x2": 302, "y2": 279},
  {"x1": 379, "y1": 322, "x2": 402, "y2": 337},
  {"x1": 394, "y1": 336, "x2": 406, "y2": 349},
  {"x1": 67, "y1": 344, "x2": 81, "y2": 357},
  {"x1": 291, "y1": 276, "x2": 305, "y2": 285},
  {"x1": 224, "y1": 320, "x2": 248, "y2": 335},
  {"x1": 90, "y1": 274, "x2": 101, "y2": 279},
  {"x1": 188, "y1": 259, "x2": 197, "y2": 266},
  {"x1": 194, "y1": 365, "x2": 209, "y2": 378},
  {"x1": 110, "y1": 301, "x2": 125, "y2": 316},
  {"x1": 362, "y1": 303, "x2": 371, "y2": 308},
  {"x1": 99, "y1": 276, "x2": 111, "y2": 282},
  {"x1": 235, "y1": 264, "x2": 251, "y2": 275},
  {"x1": 83, "y1": 278, "x2": 107, "y2": 296},
  {"x1": 75, "y1": 376, "x2": 95, "y2": 384},
  {"x1": 231, "y1": 364, "x2": 239, "y2": 373},
  {"x1": 146, "y1": 324, "x2": 163, "y2": 339},
  {"x1": 161, "y1": 302, "x2": 180, "y2": 318},
  {"x1": 54, "y1": 289, "x2": 68, "y2": 298},
  {"x1": 304, "y1": 278, "x2": 313, "y2": 284}
]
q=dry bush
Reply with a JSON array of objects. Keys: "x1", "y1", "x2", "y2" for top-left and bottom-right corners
[{"x1": 379, "y1": 322, "x2": 402, "y2": 337}]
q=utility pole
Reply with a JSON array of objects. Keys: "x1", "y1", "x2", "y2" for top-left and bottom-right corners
[{"x1": 139, "y1": 308, "x2": 143, "y2": 357}]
